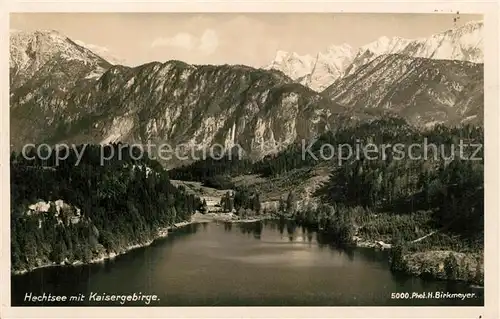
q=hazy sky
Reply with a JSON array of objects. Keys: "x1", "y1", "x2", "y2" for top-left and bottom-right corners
[{"x1": 10, "y1": 13, "x2": 483, "y2": 67}]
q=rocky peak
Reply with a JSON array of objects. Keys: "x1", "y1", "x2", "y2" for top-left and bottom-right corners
[
  {"x1": 10, "y1": 29, "x2": 111, "y2": 88},
  {"x1": 268, "y1": 20, "x2": 483, "y2": 91},
  {"x1": 10, "y1": 38, "x2": 343, "y2": 166},
  {"x1": 324, "y1": 53, "x2": 483, "y2": 127}
]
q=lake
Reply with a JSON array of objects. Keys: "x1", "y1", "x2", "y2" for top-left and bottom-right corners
[{"x1": 11, "y1": 220, "x2": 484, "y2": 306}]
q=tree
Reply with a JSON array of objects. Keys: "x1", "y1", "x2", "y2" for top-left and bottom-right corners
[
  {"x1": 228, "y1": 193, "x2": 235, "y2": 212},
  {"x1": 222, "y1": 191, "x2": 235, "y2": 212},
  {"x1": 200, "y1": 199, "x2": 208, "y2": 214},
  {"x1": 286, "y1": 191, "x2": 296, "y2": 215},
  {"x1": 444, "y1": 253, "x2": 459, "y2": 280},
  {"x1": 220, "y1": 194, "x2": 228, "y2": 212},
  {"x1": 389, "y1": 242, "x2": 408, "y2": 272},
  {"x1": 278, "y1": 196, "x2": 286, "y2": 214},
  {"x1": 238, "y1": 207, "x2": 246, "y2": 218},
  {"x1": 253, "y1": 193, "x2": 261, "y2": 214}
]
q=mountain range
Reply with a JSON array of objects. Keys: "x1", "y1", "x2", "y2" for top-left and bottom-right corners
[
  {"x1": 10, "y1": 29, "x2": 348, "y2": 161},
  {"x1": 9, "y1": 21, "x2": 484, "y2": 166},
  {"x1": 323, "y1": 54, "x2": 483, "y2": 127},
  {"x1": 267, "y1": 20, "x2": 483, "y2": 92}
]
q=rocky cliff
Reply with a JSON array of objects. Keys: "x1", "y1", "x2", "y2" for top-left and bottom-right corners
[{"x1": 10, "y1": 30, "x2": 346, "y2": 166}]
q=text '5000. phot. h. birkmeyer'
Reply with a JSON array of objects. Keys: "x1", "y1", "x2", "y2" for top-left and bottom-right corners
[{"x1": 3, "y1": 6, "x2": 499, "y2": 319}]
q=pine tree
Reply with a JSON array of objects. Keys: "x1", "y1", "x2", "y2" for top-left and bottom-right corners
[
  {"x1": 278, "y1": 196, "x2": 286, "y2": 214},
  {"x1": 286, "y1": 191, "x2": 296, "y2": 215},
  {"x1": 253, "y1": 193, "x2": 261, "y2": 214}
]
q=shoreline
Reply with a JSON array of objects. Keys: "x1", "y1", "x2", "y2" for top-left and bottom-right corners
[
  {"x1": 11, "y1": 225, "x2": 171, "y2": 276},
  {"x1": 12, "y1": 214, "x2": 484, "y2": 288},
  {"x1": 11, "y1": 213, "x2": 271, "y2": 276},
  {"x1": 192, "y1": 212, "x2": 274, "y2": 223},
  {"x1": 12, "y1": 220, "x2": 192, "y2": 275},
  {"x1": 350, "y1": 235, "x2": 484, "y2": 287}
]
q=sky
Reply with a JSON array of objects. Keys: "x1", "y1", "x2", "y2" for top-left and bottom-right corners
[{"x1": 10, "y1": 13, "x2": 483, "y2": 67}]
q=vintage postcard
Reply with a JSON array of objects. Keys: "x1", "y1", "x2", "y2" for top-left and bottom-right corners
[{"x1": 1, "y1": 1, "x2": 499, "y2": 318}]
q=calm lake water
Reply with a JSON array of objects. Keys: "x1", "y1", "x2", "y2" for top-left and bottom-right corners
[{"x1": 12, "y1": 220, "x2": 483, "y2": 306}]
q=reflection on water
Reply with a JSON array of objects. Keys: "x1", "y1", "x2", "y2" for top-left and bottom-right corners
[
  {"x1": 12, "y1": 220, "x2": 483, "y2": 306},
  {"x1": 237, "y1": 222, "x2": 263, "y2": 239},
  {"x1": 223, "y1": 222, "x2": 232, "y2": 232}
]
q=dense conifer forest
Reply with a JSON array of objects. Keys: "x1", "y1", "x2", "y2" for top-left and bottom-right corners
[
  {"x1": 11, "y1": 144, "x2": 202, "y2": 272},
  {"x1": 11, "y1": 117, "x2": 484, "y2": 283}
]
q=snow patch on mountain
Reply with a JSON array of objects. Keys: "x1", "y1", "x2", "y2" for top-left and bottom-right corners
[
  {"x1": 10, "y1": 30, "x2": 104, "y2": 68},
  {"x1": 361, "y1": 36, "x2": 411, "y2": 56},
  {"x1": 10, "y1": 29, "x2": 111, "y2": 87},
  {"x1": 266, "y1": 44, "x2": 356, "y2": 92},
  {"x1": 268, "y1": 50, "x2": 317, "y2": 80},
  {"x1": 400, "y1": 20, "x2": 483, "y2": 63},
  {"x1": 267, "y1": 20, "x2": 483, "y2": 91}
]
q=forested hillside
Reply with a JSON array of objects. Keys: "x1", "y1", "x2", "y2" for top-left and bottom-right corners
[
  {"x1": 167, "y1": 117, "x2": 484, "y2": 283},
  {"x1": 11, "y1": 144, "x2": 202, "y2": 273}
]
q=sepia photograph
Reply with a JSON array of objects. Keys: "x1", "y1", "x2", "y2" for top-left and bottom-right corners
[{"x1": 3, "y1": 5, "x2": 497, "y2": 316}]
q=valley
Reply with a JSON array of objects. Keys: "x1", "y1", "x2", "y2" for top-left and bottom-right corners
[{"x1": 9, "y1": 16, "x2": 485, "y2": 307}]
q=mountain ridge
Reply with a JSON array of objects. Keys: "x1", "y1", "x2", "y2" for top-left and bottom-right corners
[
  {"x1": 10, "y1": 29, "x2": 111, "y2": 88},
  {"x1": 9, "y1": 28, "x2": 483, "y2": 169},
  {"x1": 267, "y1": 20, "x2": 483, "y2": 92},
  {"x1": 323, "y1": 53, "x2": 483, "y2": 127},
  {"x1": 10, "y1": 32, "x2": 348, "y2": 166}
]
